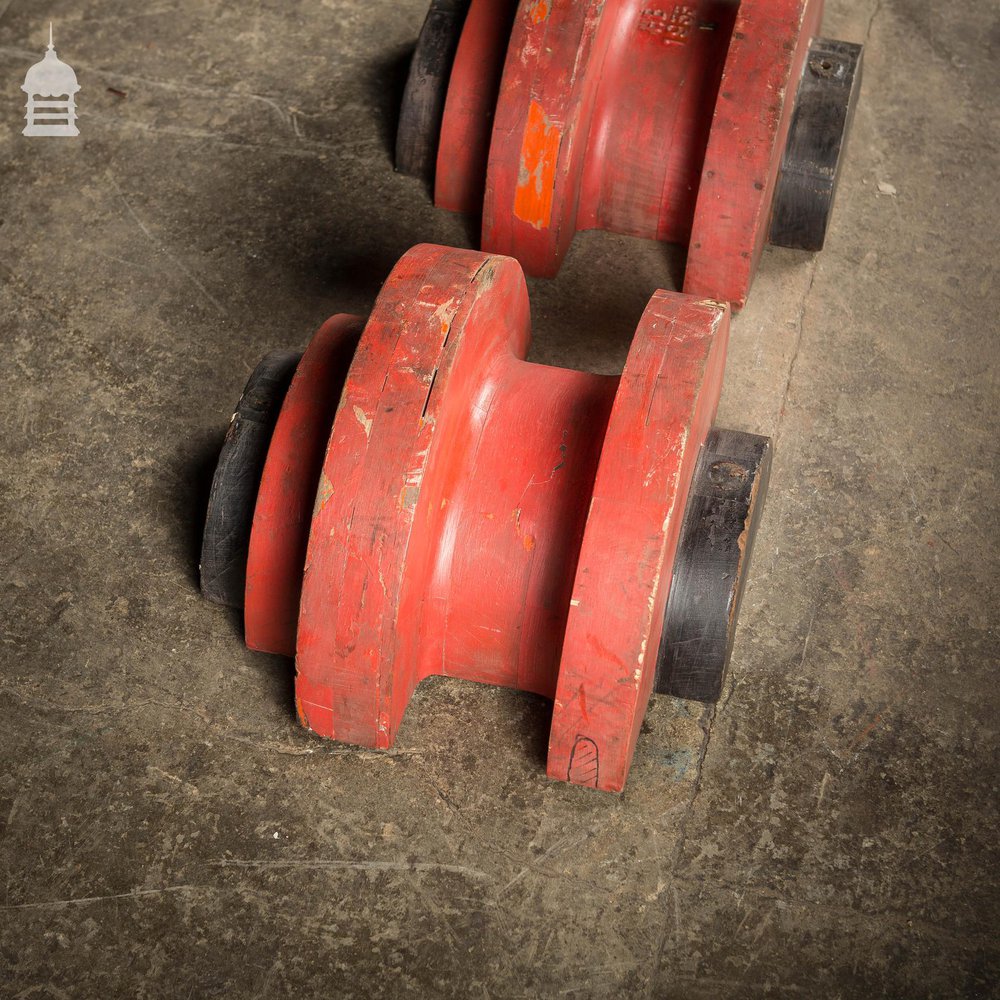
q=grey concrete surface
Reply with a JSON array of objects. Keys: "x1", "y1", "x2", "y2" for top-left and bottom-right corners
[{"x1": 0, "y1": 1, "x2": 997, "y2": 997}]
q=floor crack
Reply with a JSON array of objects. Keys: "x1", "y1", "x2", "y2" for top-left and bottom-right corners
[
  {"x1": 645, "y1": 702, "x2": 718, "y2": 996},
  {"x1": 773, "y1": 256, "x2": 820, "y2": 451},
  {"x1": 865, "y1": 0, "x2": 884, "y2": 42}
]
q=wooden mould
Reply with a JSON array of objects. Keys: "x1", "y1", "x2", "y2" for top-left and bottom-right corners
[
  {"x1": 397, "y1": 0, "x2": 863, "y2": 308},
  {"x1": 200, "y1": 245, "x2": 771, "y2": 791}
]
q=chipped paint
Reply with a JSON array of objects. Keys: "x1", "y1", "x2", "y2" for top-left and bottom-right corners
[
  {"x1": 511, "y1": 506, "x2": 537, "y2": 552},
  {"x1": 697, "y1": 297, "x2": 729, "y2": 314},
  {"x1": 353, "y1": 405, "x2": 372, "y2": 438},
  {"x1": 313, "y1": 471, "x2": 334, "y2": 515},
  {"x1": 729, "y1": 455, "x2": 763, "y2": 629},
  {"x1": 400, "y1": 484, "x2": 421, "y2": 511},
  {"x1": 433, "y1": 296, "x2": 459, "y2": 335},
  {"x1": 472, "y1": 259, "x2": 498, "y2": 290}
]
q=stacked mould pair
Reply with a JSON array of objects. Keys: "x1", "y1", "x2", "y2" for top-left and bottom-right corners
[{"x1": 199, "y1": 0, "x2": 862, "y2": 792}]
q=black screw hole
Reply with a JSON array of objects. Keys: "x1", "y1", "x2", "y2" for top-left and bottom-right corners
[{"x1": 809, "y1": 56, "x2": 843, "y2": 79}]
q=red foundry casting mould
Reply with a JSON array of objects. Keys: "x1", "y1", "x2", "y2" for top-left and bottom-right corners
[
  {"x1": 396, "y1": 0, "x2": 863, "y2": 307},
  {"x1": 199, "y1": 244, "x2": 771, "y2": 792}
]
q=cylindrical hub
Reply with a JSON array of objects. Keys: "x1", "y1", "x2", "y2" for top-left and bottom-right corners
[
  {"x1": 573, "y1": 0, "x2": 739, "y2": 246},
  {"x1": 414, "y1": 360, "x2": 616, "y2": 698}
]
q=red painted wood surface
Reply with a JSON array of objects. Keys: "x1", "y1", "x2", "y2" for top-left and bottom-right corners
[
  {"x1": 235, "y1": 245, "x2": 727, "y2": 791},
  {"x1": 245, "y1": 315, "x2": 361, "y2": 657},
  {"x1": 293, "y1": 245, "x2": 620, "y2": 749},
  {"x1": 435, "y1": 0, "x2": 516, "y2": 214},
  {"x1": 576, "y1": 0, "x2": 739, "y2": 245},
  {"x1": 432, "y1": 0, "x2": 828, "y2": 305},
  {"x1": 684, "y1": 0, "x2": 824, "y2": 306},
  {"x1": 549, "y1": 293, "x2": 728, "y2": 791},
  {"x1": 483, "y1": 0, "x2": 606, "y2": 277}
]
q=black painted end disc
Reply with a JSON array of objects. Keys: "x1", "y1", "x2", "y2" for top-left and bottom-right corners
[
  {"x1": 769, "y1": 38, "x2": 864, "y2": 252},
  {"x1": 395, "y1": 0, "x2": 470, "y2": 180},
  {"x1": 654, "y1": 428, "x2": 773, "y2": 703},
  {"x1": 199, "y1": 350, "x2": 302, "y2": 608}
]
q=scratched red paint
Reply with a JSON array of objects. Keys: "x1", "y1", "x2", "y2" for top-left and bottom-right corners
[
  {"x1": 238, "y1": 245, "x2": 728, "y2": 792},
  {"x1": 685, "y1": 0, "x2": 824, "y2": 306}
]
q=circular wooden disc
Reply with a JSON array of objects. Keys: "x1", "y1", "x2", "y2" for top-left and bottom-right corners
[
  {"x1": 434, "y1": 0, "x2": 517, "y2": 214},
  {"x1": 200, "y1": 350, "x2": 301, "y2": 608},
  {"x1": 396, "y1": 0, "x2": 470, "y2": 179},
  {"x1": 244, "y1": 315, "x2": 362, "y2": 657},
  {"x1": 548, "y1": 294, "x2": 730, "y2": 792},
  {"x1": 684, "y1": 0, "x2": 823, "y2": 308},
  {"x1": 295, "y1": 245, "x2": 529, "y2": 746}
]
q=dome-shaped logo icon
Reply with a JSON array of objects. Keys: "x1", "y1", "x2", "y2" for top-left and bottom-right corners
[{"x1": 22, "y1": 24, "x2": 80, "y2": 137}]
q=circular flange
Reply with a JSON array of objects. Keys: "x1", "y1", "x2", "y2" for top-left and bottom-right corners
[
  {"x1": 295, "y1": 245, "x2": 530, "y2": 746},
  {"x1": 434, "y1": 0, "x2": 517, "y2": 214},
  {"x1": 244, "y1": 315, "x2": 362, "y2": 657},
  {"x1": 768, "y1": 37, "x2": 864, "y2": 252},
  {"x1": 396, "y1": 0, "x2": 470, "y2": 180},
  {"x1": 655, "y1": 428, "x2": 772, "y2": 703},
  {"x1": 548, "y1": 293, "x2": 730, "y2": 792},
  {"x1": 200, "y1": 350, "x2": 301, "y2": 608},
  {"x1": 684, "y1": 0, "x2": 824, "y2": 307}
]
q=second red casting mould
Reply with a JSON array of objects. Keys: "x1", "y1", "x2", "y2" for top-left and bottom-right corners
[{"x1": 397, "y1": 0, "x2": 863, "y2": 307}]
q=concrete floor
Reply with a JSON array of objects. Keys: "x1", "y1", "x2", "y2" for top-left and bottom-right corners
[{"x1": 1, "y1": 0, "x2": 997, "y2": 996}]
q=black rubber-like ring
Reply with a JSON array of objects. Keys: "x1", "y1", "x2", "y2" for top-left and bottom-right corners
[
  {"x1": 769, "y1": 38, "x2": 864, "y2": 252},
  {"x1": 200, "y1": 349, "x2": 302, "y2": 608},
  {"x1": 396, "y1": 0, "x2": 470, "y2": 179},
  {"x1": 655, "y1": 428, "x2": 772, "y2": 703}
]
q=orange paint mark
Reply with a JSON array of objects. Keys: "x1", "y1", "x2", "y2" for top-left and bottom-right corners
[
  {"x1": 527, "y1": 0, "x2": 550, "y2": 23},
  {"x1": 513, "y1": 100, "x2": 561, "y2": 231},
  {"x1": 523, "y1": 534, "x2": 536, "y2": 552}
]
